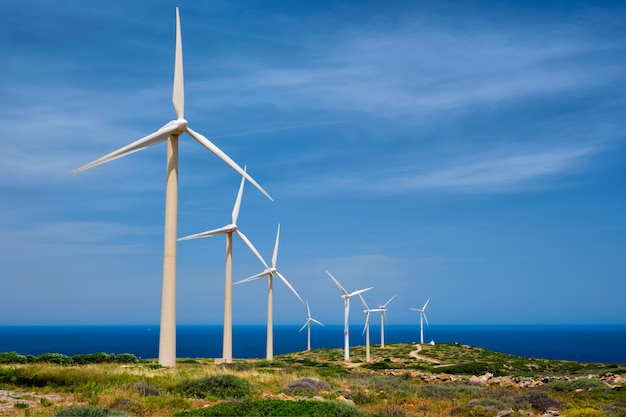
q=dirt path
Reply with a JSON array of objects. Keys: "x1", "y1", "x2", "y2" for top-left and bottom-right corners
[{"x1": 409, "y1": 344, "x2": 440, "y2": 363}]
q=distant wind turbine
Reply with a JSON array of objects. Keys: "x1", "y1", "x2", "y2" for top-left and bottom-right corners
[
  {"x1": 178, "y1": 169, "x2": 266, "y2": 363},
  {"x1": 299, "y1": 300, "x2": 324, "y2": 351},
  {"x1": 326, "y1": 270, "x2": 372, "y2": 362},
  {"x1": 409, "y1": 298, "x2": 430, "y2": 345},
  {"x1": 235, "y1": 224, "x2": 303, "y2": 361},
  {"x1": 71, "y1": 8, "x2": 272, "y2": 367},
  {"x1": 359, "y1": 294, "x2": 384, "y2": 362},
  {"x1": 374, "y1": 295, "x2": 396, "y2": 348}
]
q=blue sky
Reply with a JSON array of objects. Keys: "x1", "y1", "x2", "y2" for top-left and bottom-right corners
[{"x1": 1, "y1": 0, "x2": 625, "y2": 326}]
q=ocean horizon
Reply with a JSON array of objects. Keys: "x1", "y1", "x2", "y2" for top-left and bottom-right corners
[{"x1": 1, "y1": 324, "x2": 625, "y2": 364}]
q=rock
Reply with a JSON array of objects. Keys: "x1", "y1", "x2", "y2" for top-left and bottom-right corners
[{"x1": 497, "y1": 409, "x2": 514, "y2": 417}]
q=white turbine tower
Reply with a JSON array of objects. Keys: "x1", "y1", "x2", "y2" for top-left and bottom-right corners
[
  {"x1": 72, "y1": 8, "x2": 272, "y2": 367},
  {"x1": 410, "y1": 298, "x2": 430, "y2": 345},
  {"x1": 359, "y1": 294, "x2": 384, "y2": 362},
  {"x1": 375, "y1": 295, "x2": 396, "y2": 348},
  {"x1": 299, "y1": 300, "x2": 324, "y2": 351},
  {"x1": 235, "y1": 224, "x2": 303, "y2": 361},
  {"x1": 326, "y1": 271, "x2": 372, "y2": 362},
  {"x1": 177, "y1": 170, "x2": 266, "y2": 363}
]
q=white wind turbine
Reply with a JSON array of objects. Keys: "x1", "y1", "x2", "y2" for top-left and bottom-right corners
[
  {"x1": 375, "y1": 295, "x2": 396, "y2": 348},
  {"x1": 359, "y1": 294, "x2": 384, "y2": 362},
  {"x1": 71, "y1": 8, "x2": 271, "y2": 367},
  {"x1": 326, "y1": 270, "x2": 373, "y2": 362},
  {"x1": 410, "y1": 298, "x2": 430, "y2": 345},
  {"x1": 299, "y1": 300, "x2": 324, "y2": 351},
  {"x1": 177, "y1": 169, "x2": 266, "y2": 363},
  {"x1": 235, "y1": 224, "x2": 303, "y2": 361}
]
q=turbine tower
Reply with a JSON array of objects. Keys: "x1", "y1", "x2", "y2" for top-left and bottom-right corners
[
  {"x1": 375, "y1": 295, "x2": 396, "y2": 348},
  {"x1": 410, "y1": 298, "x2": 430, "y2": 345},
  {"x1": 359, "y1": 294, "x2": 384, "y2": 362},
  {"x1": 71, "y1": 8, "x2": 271, "y2": 367},
  {"x1": 235, "y1": 224, "x2": 303, "y2": 361},
  {"x1": 299, "y1": 300, "x2": 324, "y2": 351},
  {"x1": 326, "y1": 270, "x2": 372, "y2": 362},
  {"x1": 177, "y1": 170, "x2": 266, "y2": 363}
]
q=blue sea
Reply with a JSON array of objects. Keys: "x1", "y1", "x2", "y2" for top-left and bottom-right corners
[{"x1": 1, "y1": 324, "x2": 625, "y2": 364}]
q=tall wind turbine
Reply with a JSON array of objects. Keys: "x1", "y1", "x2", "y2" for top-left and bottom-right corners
[
  {"x1": 359, "y1": 294, "x2": 384, "y2": 362},
  {"x1": 71, "y1": 8, "x2": 272, "y2": 367},
  {"x1": 410, "y1": 298, "x2": 430, "y2": 345},
  {"x1": 299, "y1": 300, "x2": 324, "y2": 351},
  {"x1": 375, "y1": 295, "x2": 396, "y2": 348},
  {"x1": 177, "y1": 170, "x2": 266, "y2": 363},
  {"x1": 235, "y1": 224, "x2": 303, "y2": 361},
  {"x1": 326, "y1": 270, "x2": 372, "y2": 362}
]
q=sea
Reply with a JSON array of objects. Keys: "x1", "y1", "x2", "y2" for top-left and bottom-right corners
[{"x1": 1, "y1": 324, "x2": 625, "y2": 364}]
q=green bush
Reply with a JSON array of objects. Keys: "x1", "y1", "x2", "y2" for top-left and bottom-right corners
[
  {"x1": 72, "y1": 352, "x2": 115, "y2": 364},
  {"x1": 439, "y1": 362, "x2": 504, "y2": 376},
  {"x1": 175, "y1": 374, "x2": 251, "y2": 399},
  {"x1": 0, "y1": 352, "x2": 28, "y2": 364},
  {"x1": 174, "y1": 399, "x2": 380, "y2": 417},
  {"x1": 54, "y1": 406, "x2": 110, "y2": 416},
  {"x1": 36, "y1": 353, "x2": 73, "y2": 365},
  {"x1": 114, "y1": 353, "x2": 139, "y2": 363},
  {"x1": 548, "y1": 379, "x2": 607, "y2": 393}
]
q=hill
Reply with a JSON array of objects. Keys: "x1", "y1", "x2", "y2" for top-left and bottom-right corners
[{"x1": 1, "y1": 343, "x2": 624, "y2": 416}]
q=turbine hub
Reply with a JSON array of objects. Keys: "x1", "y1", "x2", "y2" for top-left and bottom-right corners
[{"x1": 174, "y1": 118, "x2": 188, "y2": 134}]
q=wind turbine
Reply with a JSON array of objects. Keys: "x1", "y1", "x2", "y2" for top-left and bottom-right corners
[
  {"x1": 375, "y1": 295, "x2": 396, "y2": 348},
  {"x1": 359, "y1": 294, "x2": 384, "y2": 362},
  {"x1": 299, "y1": 300, "x2": 324, "y2": 351},
  {"x1": 326, "y1": 270, "x2": 372, "y2": 362},
  {"x1": 410, "y1": 298, "x2": 430, "y2": 345},
  {"x1": 71, "y1": 8, "x2": 272, "y2": 367},
  {"x1": 235, "y1": 224, "x2": 303, "y2": 361},
  {"x1": 177, "y1": 169, "x2": 266, "y2": 363}
]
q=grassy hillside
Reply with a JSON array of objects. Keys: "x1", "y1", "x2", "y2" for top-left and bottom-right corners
[{"x1": 1, "y1": 343, "x2": 624, "y2": 416}]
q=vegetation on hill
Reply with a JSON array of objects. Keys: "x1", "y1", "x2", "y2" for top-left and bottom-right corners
[{"x1": 0, "y1": 343, "x2": 624, "y2": 417}]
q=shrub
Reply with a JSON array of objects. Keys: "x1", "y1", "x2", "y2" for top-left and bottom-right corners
[
  {"x1": 284, "y1": 378, "x2": 331, "y2": 394},
  {"x1": 515, "y1": 390, "x2": 562, "y2": 412},
  {"x1": 175, "y1": 374, "x2": 250, "y2": 399},
  {"x1": 72, "y1": 352, "x2": 115, "y2": 364},
  {"x1": 439, "y1": 362, "x2": 504, "y2": 376},
  {"x1": 560, "y1": 407, "x2": 604, "y2": 417},
  {"x1": 54, "y1": 406, "x2": 110, "y2": 416},
  {"x1": 114, "y1": 353, "x2": 139, "y2": 363},
  {"x1": 416, "y1": 384, "x2": 482, "y2": 399},
  {"x1": 173, "y1": 399, "x2": 377, "y2": 417},
  {"x1": 548, "y1": 379, "x2": 607, "y2": 393},
  {"x1": 36, "y1": 353, "x2": 73, "y2": 365},
  {"x1": 0, "y1": 352, "x2": 28, "y2": 364}
]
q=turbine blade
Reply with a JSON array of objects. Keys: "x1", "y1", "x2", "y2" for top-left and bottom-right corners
[
  {"x1": 363, "y1": 312, "x2": 370, "y2": 336},
  {"x1": 423, "y1": 312, "x2": 430, "y2": 327},
  {"x1": 358, "y1": 293, "x2": 369, "y2": 310},
  {"x1": 306, "y1": 300, "x2": 311, "y2": 318},
  {"x1": 186, "y1": 126, "x2": 273, "y2": 201},
  {"x1": 349, "y1": 287, "x2": 373, "y2": 298},
  {"x1": 232, "y1": 167, "x2": 246, "y2": 225},
  {"x1": 272, "y1": 224, "x2": 280, "y2": 268},
  {"x1": 72, "y1": 124, "x2": 178, "y2": 173},
  {"x1": 384, "y1": 295, "x2": 397, "y2": 308},
  {"x1": 311, "y1": 318, "x2": 324, "y2": 326},
  {"x1": 275, "y1": 271, "x2": 304, "y2": 303},
  {"x1": 172, "y1": 7, "x2": 184, "y2": 119},
  {"x1": 423, "y1": 298, "x2": 430, "y2": 310},
  {"x1": 233, "y1": 270, "x2": 268, "y2": 285},
  {"x1": 326, "y1": 270, "x2": 349, "y2": 296},
  {"x1": 178, "y1": 225, "x2": 232, "y2": 241},
  {"x1": 299, "y1": 321, "x2": 309, "y2": 333},
  {"x1": 235, "y1": 230, "x2": 269, "y2": 269}
]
